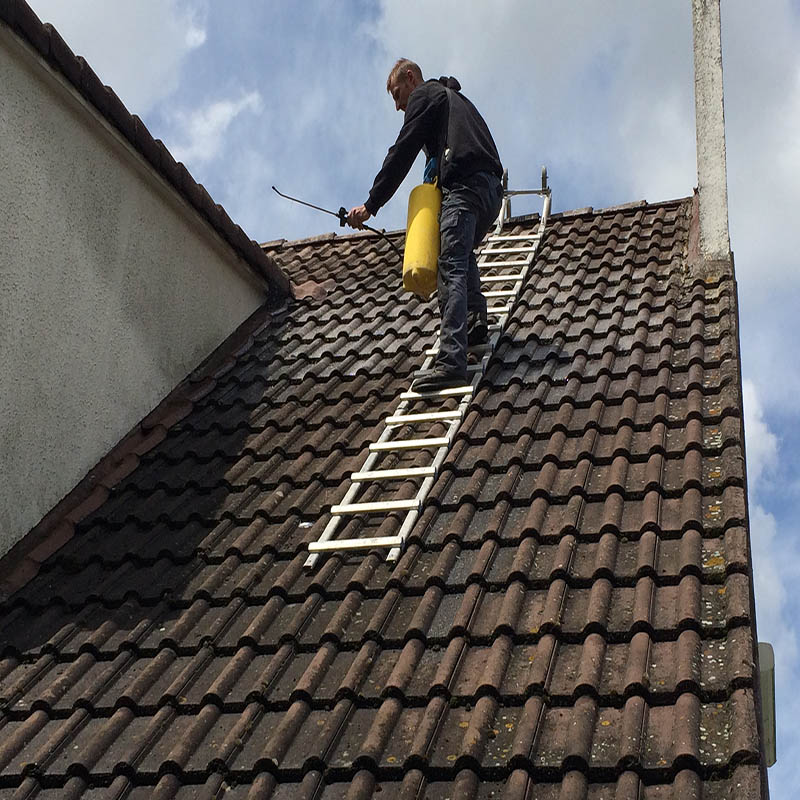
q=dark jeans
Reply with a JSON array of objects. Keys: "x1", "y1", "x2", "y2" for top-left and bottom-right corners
[{"x1": 436, "y1": 171, "x2": 503, "y2": 375}]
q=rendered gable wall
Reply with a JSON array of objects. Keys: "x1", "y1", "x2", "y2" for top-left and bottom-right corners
[{"x1": 0, "y1": 23, "x2": 267, "y2": 556}]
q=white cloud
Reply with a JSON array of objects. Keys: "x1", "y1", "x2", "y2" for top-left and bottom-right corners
[
  {"x1": 748, "y1": 501, "x2": 800, "y2": 777},
  {"x1": 741, "y1": 379, "x2": 799, "y2": 780},
  {"x1": 742, "y1": 379, "x2": 779, "y2": 492},
  {"x1": 168, "y1": 91, "x2": 263, "y2": 166},
  {"x1": 750, "y1": 504, "x2": 795, "y2": 655},
  {"x1": 185, "y1": 23, "x2": 207, "y2": 49},
  {"x1": 721, "y1": 3, "x2": 800, "y2": 419},
  {"x1": 619, "y1": 86, "x2": 696, "y2": 201},
  {"x1": 26, "y1": 0, "x2": 208, "y2": 116},
  {"x1": 742, "y1": 381, "x2": 790, "y2": 679}
]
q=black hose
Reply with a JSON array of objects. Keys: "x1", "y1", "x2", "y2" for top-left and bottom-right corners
[{"x1": 360, "y1": 224, "x2": 403, "y2": 262}]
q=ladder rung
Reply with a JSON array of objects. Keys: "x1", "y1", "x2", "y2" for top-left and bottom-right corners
[
  {"x1": 425, "y1": 341, "x2": 492, "y2": 356},
  {"x1": 479, "y1": 258, "x2": 530, "y2": 268},
  {"x1": 400, "y1": 384, "x2": 474, "y2": 400},
  {"x1": 331, "y1": 499, "x2": 419, "y2": 514},
  {"x1": 478, "y1": 246, "x2": 538, "y2": 255},
  {"x1": 351, "y1": 466, "x2": 436, "y2": 481},
  {"x1": 370, "y1": 436, "x2": 450, "y2": 452},
  {"x1": 487, "y1": 234, "x2": 540, "y2": 242},
  {"x1": 484, "y1": 289, "x2": 517, "y2": 298},
  {"x1": 309, "y1": 535, "x2": 404, "y2": 553},
  {"x1": 480, "y1": 273, "x2": 524, "y2": 283},
  {"x1": 386, "y1": 410, "x2": 462, "y2": 424},
  {"x1": 414, "y1": 365, "x2": 482, "y2": 379},
  {"x1": 488, "y1": 305, "x2": 511, "y2": 315}
]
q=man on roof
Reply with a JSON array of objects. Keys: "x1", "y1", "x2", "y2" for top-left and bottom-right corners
[{"x1": 347, "y1": 58, "x2": 503, "y2": 393}]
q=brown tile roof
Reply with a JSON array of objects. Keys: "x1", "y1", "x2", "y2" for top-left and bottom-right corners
[
  {"x1": 0, "y1": 0, "x2": 291, "y2": 301},
  {"x1": 0, "y1": 198, "x2": 767, "y2": 797}
]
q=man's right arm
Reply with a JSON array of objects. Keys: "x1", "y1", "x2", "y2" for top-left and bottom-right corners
[
  {"x1": 364, "y1": 86, "x2": 445, "y2": 215},
  {"x1": 347, "y1": 204, "x2": 371, "y2": 229}
]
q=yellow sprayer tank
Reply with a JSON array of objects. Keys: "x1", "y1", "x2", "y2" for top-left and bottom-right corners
[{"x1": 403, "y1": 182, "x2": 442, "y2": 299}]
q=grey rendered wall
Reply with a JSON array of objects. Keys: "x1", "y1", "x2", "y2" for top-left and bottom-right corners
[{"x1": 0, "y1": 25, "x2": 266, "y2": 556}]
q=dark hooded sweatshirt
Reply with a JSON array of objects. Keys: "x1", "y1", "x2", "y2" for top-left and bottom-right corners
[{"x1": 363, "y1": 76, "x2": 502, "y2": 216}]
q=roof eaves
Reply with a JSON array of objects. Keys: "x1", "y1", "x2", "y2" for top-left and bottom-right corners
[{"x1": 0, "y1": 0, "x2": 292, "y2": 303}]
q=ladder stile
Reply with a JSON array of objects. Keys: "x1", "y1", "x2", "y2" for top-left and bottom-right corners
[
  {"x1": 387, "y1": 472, "x2": 436, "y2": 561},
  {"x1": 303, "y1": 513, "x2": 340, "y2": 569},
  {"x1": 305, "y1": 176, "x2": 550, "y2": 569},
  {"x1": 303, "y1": 428, "x2": 391, "y2": 568}
]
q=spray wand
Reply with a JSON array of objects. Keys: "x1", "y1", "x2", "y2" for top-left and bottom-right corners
[{"x1": 272, "y1": 186, "x2": 402, "y2": 261}]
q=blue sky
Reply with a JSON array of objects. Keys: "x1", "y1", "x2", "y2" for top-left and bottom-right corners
[{"x1": 25, "y1": 0, "x2": 800, "y2": 792}]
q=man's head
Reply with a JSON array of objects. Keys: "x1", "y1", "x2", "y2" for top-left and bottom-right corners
[{"x1": 386, "y1": 58, "x2": 423, "y2": 112}]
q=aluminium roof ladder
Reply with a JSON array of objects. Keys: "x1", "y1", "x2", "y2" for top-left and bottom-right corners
[{"x1": 305, "y1": 169, "x2": 552, "y2": 570}]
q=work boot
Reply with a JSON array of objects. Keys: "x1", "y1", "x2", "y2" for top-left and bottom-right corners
[
  {"x1": 411, "y1": 367, "x2": 468, "y2": 393},
  {"x1": 467, "y1": 312, "x2": 488, "y2": 347}
]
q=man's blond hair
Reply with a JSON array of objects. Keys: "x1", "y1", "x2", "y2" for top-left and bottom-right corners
[{"x1": 386, "y1": 58, "x2": 423, "y2": 92}]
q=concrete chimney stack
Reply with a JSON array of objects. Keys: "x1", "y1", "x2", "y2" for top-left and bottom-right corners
[{"x1": 692, "y1": 0, "x2": 731, "y2": 262}]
